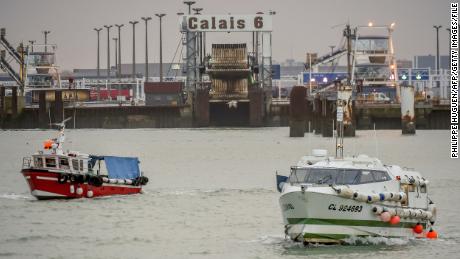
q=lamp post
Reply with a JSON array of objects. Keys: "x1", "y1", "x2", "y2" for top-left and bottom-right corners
[
  {"x1": 433, "y1": 25, "x2": 442, "y2": 72},
  {"x1": 113, "y1": 37, "x2": 120, "y2": 100},
  {"x1": 113, "y1": 37, "x2": 118, "y2": 75},
  {"x1": 94, "y1": 28, "x2": 102, "y2": 79},
  {"x1": 183, "y1": 1, "x2": 196, "y2": 14},
  {"x1": 94, "y1": 28, "x2": 102, "y2": 101},
  {"x1": 129, "y1": 21, "x2": 139, "y2": 79},
  {"x1": 104, "y1": 25, "x2": 113, "y2": 80},
  {"x1": 155, "y1": 14, "x2": 166, "y2": 82},
  {"x1": 434, "y1": 25, "x2": 442, "y2": 88},
  {"x1": 141, "y1": 17, "x2": 152, "y2": 82},
  {"x1": 115, "y1": 24, "x2": 124, "y2": 78},
  {"x1": 104, "y1": 25, "x2": 113, "y2": 101},
  {"x1": 28, "y1": 40, "x2": 36, "y2": 52},
  {"x1": 329, "y1": 45, "x2": 334, "y2": 55},
  {"x1": 42, "y1": 30, "x2": 51, "y2": 52}
]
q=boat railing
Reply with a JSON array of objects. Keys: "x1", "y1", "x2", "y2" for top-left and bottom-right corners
[{"x1": 22, "y1": 157, "x2": 32, "y2": 169}]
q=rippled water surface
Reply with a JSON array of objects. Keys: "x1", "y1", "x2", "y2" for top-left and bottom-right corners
[{"x1": 0, "y1": 128, "x2": 459, "y2": 258}]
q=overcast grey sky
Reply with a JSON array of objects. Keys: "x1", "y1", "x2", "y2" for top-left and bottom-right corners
[{"x1": 0, "y1": 0, "x2": 452, "y2": 70}]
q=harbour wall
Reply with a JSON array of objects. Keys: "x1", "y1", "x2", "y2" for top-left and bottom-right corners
[{"x1": 0, "y1": 102, "x2": 450, "y2": 129}]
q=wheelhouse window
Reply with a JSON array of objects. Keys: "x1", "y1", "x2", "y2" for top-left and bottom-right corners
[
  {"x1": 45, "y1": 157, "x2": 56, "y2": 168},
  {"x1": 34, "y1": 157, "x2": 43, "y2": 168},
  {"x1": 59, "y1": 158, "x2": 69, "y2": 169},
  {"x1": 79, "y1": 160, "x2": 84, "y2": 171},
  {"x1": 358, "y1": 171, "x2": 375, "y2": 184},
  {"x1": 335, "y1": 169, "x2": 360, "y2": 185},
  {"x1": 72, "y1": 159, "x2": 79, "y2": 171},
  {"x1": 289, "y1": 167, "x2": 391, "y2": 185}
]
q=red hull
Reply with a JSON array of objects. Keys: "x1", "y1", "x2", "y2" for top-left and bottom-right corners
[{"x1": 21, "y1": 169, "x2": 142, "y2": 200}]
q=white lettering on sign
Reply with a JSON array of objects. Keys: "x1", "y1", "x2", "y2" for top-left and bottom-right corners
[{"x1": 181, "y1": 15, "x2": 272, "y2": 32}]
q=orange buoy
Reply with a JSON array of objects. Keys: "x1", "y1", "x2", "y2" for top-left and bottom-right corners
[
  {"x1": 390, "y1": 215, "x2": 401, "y2": 225},
  {"x1": 426, "y1": 229, "x2": 438, "y2": 239},
  {"x1": 413, "y1": 223, "x2": 424, "y2": 234},
  {"x1": 43, "y1": 139, "x2": 53, "y2": 149}
]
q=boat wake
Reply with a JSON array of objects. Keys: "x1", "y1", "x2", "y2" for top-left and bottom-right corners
[
  {"x1": 254, "y1": 234, "x2": 412, "y2": 248},
  {"x1": 342, "y1": 236, "x2": 410, "y2": 246},
  {"x1": 0, "y1": 192, "x2": 34, "y2": 200},
  {"x1": 146, "y1": 188, "x2": 275, "y2": 197}
]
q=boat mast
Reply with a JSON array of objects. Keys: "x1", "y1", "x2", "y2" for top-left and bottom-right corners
[
  {"x1": 335, "y1": 96, "x2": 344, "y2": 159},
  {"x1": 50, "y1": 117, "x2": 72, "y2": 154}
]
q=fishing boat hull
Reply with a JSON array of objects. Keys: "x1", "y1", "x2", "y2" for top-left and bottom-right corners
[
  {"x1": 279, "y1": 190, "x2": 426, "y2": 243},
  {"x1": 21, "y1": 169, "x2": 142, "y2": 200}
]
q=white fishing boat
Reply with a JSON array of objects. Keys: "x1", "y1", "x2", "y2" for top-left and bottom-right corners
[{"x1": 276, "y1": 87, "x2": 438, "y2": 244}]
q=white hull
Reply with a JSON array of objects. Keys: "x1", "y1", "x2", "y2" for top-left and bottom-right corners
[{"x1": 280, "y1": 190, "x2": 428, "y2": 243}]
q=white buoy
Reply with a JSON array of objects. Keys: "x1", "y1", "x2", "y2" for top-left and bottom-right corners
[
  {"x1": 353, "y1": 192, "x2": 368, "y2": 202},
  {"x1": 70, "y1": 185, "x2": 75, "y2": 194},
  {"x1": 76, "y1": 187, "x2": 83, "y2": 195},
  {"x1": 399, "y1": 192, "x2": 407, "y2": 202},
  {"x1": 87, "y1": 190, "x2": 93, "y2": 198},
  {"x1": 381, "y1": 192, "x2": 393, "y2": 201},
  {"x1": 338, "y1": 187, "x2": 354, "y2": 198},
  {"x1": 372, "y1": 205, "x2": 383, "y2": 214},
  {"x1": 387, "y1": 208, "x2": 397, "y2": 217},
  {"x1": 368, "y1": 194, "x2": 380, "y2": 203}
]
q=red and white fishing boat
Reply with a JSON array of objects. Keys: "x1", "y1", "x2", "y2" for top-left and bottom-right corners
[{"x1": 21, "y1": 118, "x2": 148, "y2": 200}]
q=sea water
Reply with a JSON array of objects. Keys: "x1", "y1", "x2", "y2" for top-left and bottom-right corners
[{"x1": 0, "y1": 128, "x2": 459, "y2": 258}]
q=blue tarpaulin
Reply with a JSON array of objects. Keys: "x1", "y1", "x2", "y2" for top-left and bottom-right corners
[
  {"x1": 276, "y1": 174, "x2": 289, "y2": 192},
  {"x1": 104, "y1": 156, "x2": 140, "y2": 179}
]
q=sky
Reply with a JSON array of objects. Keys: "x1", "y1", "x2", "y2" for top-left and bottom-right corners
[{"x1": 0, "y1": 0, "x2": 452, "y2": 71}]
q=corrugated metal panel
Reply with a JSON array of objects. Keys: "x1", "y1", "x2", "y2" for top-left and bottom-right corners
[{"x1": 209, "y1": 43, "x2": 249, "y2": 99}]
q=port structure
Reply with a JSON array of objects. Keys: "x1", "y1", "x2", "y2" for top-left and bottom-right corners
[
  {"x1": 291, "y1": 23, "x2": 401, "y2": 138},
  {"x1": 303, "y1": 24, "x2": 398, "y2": 100},
  {"x1": 1, "y1": 28, "x2": 62, "y2": 92},
  {"x1": 0, "y1": 28, "x2": 26, "y2": 91},
  {"x1": 179, "y1": 14, "x2": 273, "y2": 126}
]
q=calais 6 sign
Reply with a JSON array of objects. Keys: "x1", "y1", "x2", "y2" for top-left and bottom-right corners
[{"x1": 181, "y1": 15, "x2": 273, "y2": 32}]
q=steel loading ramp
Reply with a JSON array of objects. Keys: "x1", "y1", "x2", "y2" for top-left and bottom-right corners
[{"x1": 304, "y1": 47, "x2": 346, "y2": 70}]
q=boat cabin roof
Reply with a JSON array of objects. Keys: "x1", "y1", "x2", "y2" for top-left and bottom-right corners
[
  {"x1": 297, "y1": 154, "x2": 386, "y2": 171},
  {"x1": 289, "y1": 166, "x2": 392, "y2": 185}
]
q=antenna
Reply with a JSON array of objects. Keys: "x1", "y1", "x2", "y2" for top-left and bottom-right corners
[{"x1": 50, "y1": 117, "x2": 72, "y2": 130}]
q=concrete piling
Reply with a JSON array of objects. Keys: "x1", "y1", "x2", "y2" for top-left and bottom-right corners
[
  {"x1": 401, "y1": 85, "x2": 416, "y2": 134},
  {"x1": 321, "y1": 98, "x2": 334, "y2": 137},
  {"x1": 313, "y1": 97, "x2": 322, "y2": 135},
  {"x1": 305, "y1": 100, "x2": 314, "y2": 133},
  {"x1": 38, "y1": 91, "x2": 47, "y2": 128},
  {"x1": 11, "y1": 87, "x2": 17, "y2": 116},
  {"x1": 0, "y1": 86, "x2": 4, "y2": 118},
  {"x1": 54, "y1": 90, "x2": 63, "y2": 123},
  {"x1": 249, "y1": 88, "x2": 263, "y2": 127},
  {"x1": 289, "y1": 86, "x2": 307, "y2": 137},
  {"x1": 195, "y1": 89, "x2": 210, "y2": 127}
]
